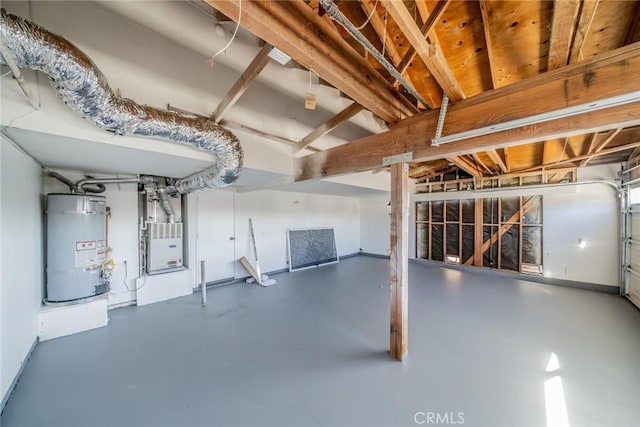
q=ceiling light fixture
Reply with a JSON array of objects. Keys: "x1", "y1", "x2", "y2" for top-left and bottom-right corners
[{"x1": 431, "y1": 91, "x2": 640, "y2": 147}]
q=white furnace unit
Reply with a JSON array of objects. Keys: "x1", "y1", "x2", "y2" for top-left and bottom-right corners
[{"x1": 147, "y1": 222, "x2": 184, "y2": 273}]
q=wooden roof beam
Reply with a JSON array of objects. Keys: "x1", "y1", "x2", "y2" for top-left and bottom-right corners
[
  {"x1": 503, "y1": 148, "x2": 511, "y2": 173},
  {"x1": 471, "y1": 153, "x2": 493, "y2": 175},
  {"x1": 382, "y1": 0, "x2": 464, "y2": 101},
  {"x1": 486, "y1": 149, "x2": 508, "y2": 173},
  {"x1": 524, "y1": 139, "x2": 640, "y2": 172},
  {"x1": 479, "y1": 0, "x2": 498, "y2": 88},
  {"x1": 581, "y1": 128, "x2": 623, "y2": 166},
  {"x1": 295, "y1": 43, "x2": 640, "y2": 180},
  {"x1": 396, "y1": 0, "x2": 451, "y2": 76},
  {"x1": 360, "y1": 0, "x2": 402, "y2": 66},
  {"x1": 448, "y1": 156, "x2": 482, "y2": 178},
  {"x1": 548, "y1": 0, "x2": 581, "y2": 70},
  {"x1": 409, "y1": 159, "x2": 449, "y2": 178},
  {"x1": 569, "y1": 0, "x2": 600, "y2": 63},
  {"x1": 624, "y1": 2, "x2": 640, "y2": 45},
  {"x1": 211, "y1": 43, "x2": 272, "y2": 123},
  {"x1": 294, "y1": 102, "x2": 364, "y2": 153},
  {"x1": 542, "y1": 140, "x2": 555, "y2": 165},
  {"x1": 359, "y1": 0, "x2": 422, "y2": 106},
  {"x1": 206, "y1": 0, "x2": 416, "y2": 123}
]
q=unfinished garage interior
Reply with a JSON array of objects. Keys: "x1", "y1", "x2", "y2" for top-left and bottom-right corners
[{"x1": 1, "y1": 0, "x2": 640, "y2": 426}]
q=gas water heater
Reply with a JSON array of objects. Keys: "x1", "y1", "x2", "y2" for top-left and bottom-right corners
[{"x1": 46, "y1": 194, "x2": 110, "y2": 302}]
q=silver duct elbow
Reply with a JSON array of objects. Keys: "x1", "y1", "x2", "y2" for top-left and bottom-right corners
[
  {"x1": 157, "y1": 186, "x2": 176, "y2": 224},
  {"x1": 0, "y1": 9, "x2": 242, "y2": 192}
]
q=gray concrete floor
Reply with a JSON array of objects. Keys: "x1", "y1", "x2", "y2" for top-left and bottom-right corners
[{"x1": 2, "y1": 256, "x2": 639, "y2": 427}]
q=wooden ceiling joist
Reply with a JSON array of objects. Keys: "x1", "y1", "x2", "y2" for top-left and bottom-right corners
[
  {"x1": 396, "y1": 0, "x2": 451, "y2": 77},
  {"x1": 206, "y1": 0, "x2": 416, "y2": 123},
  {"x1": 211, "y1": 43, "x2": 272, "y2": 123},
  {"x1": 359, "y1": 0, "x2": 401, "y2": 66},
  {"x1": 524, "y1": 139, "x2": 640, "y2": 172},
  {"x1": 295, "y1": 43, "x2": 640, "y2": 181},
  {"x1": 358, "y1": 0, "x2": 422, "y2": 106},
  {"x1": 294, "y1": 102, "x2": 364, "y2": 153},
  {"x1": 478, "y1": 0, "x2": 498, "y2": 88},
  {"x1": 569, "y1": 0, "x2": 600, "y2": 63},
  {"x1": 624, "y1": 2, "x2": 640, "y2": 45},
  {"x1": 382, "y1": 0, "x2": 465, "y2": 101},
  {"x1": 447, "y1": 156, "x2": 482, "y2": 178},
  {"x1": 409, "y1": 159, "x2": 449, "y2": 178},
  {"x1": 548, "y1": 0, "x2": 581, "y2": 70},
  {"x1": 486, "y1": 149, "x2": 508, "y2": 173},
  {"x1": 503, "y1": 148, "x2": 511, "y2": 173},
  {"x1": 471, "y1": 153, "x2": 493, "y2": 175},
  {"x1": 580, "y1": 128, "x2": 623, "y2": 166}
]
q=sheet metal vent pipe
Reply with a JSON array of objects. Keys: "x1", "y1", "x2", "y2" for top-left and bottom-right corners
[{"x1": 0, "y1": 9, "x2": 243, "y2": 193}]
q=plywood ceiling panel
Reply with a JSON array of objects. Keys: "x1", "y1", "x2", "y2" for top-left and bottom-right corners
[
  {"x1": 434, "y1": 0, "x2": 493, "y2": 97},
  {"x1": 480, "y1": 0, "x2": 553, "y2": 88},
  {"x1": 580, "y1": 0, "x2": 637, "y2": 58}
]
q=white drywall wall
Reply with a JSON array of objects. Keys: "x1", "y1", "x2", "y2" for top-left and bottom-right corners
[
  {"x1": 542, "y1": 182, "x2": 620, "y2": 286},
  {"x1": 196, "y1": 189, "x2": 361, "y2": 282},
  {"x1": 1, "y1": 135, "x2": 43, "y2": 404},
  {"x1": 359, "y1": 196, "x2": 390, "y2": 256}
]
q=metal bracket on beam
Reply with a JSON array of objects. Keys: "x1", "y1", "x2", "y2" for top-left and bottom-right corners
[
  {"x1": 431, "y1": 93, "x2": 449, "y2": 147},
  {"x1": 382, "y1": 152, "x2": 413, "y2": 166},
  {"x1": 0, "y1": 37, "x2": 39, "y2": 110},
  {"x1": 432, "y1": 91, "x2": 640, "y2": 147}
]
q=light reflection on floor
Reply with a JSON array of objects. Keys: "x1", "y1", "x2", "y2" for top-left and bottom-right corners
[{"x1": 545, "y1": 352, "x2": 569, "y2": 427}]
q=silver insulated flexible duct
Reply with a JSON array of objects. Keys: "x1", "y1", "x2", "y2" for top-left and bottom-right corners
[{"x1": 0, "y1": 9, "x2": 242, "y2": 193}]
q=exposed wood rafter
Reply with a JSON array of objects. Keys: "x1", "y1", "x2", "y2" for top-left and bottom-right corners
[
  {"x1": 569, "y1": 0, "x2": 600, "y2": 63},
  {"x1": 294, "y1": 103, "x2": 364, "y2": 153},
  {"x1": 478, "y1": 0, "x2": 498, "y2": 88},
  {"x1": 206, "y1": 0, "x2": 416, "y2": 122},
  {"x1": 624, "y1": 2, "x2": 640, "y2": 45},
  {"x1": 447, "y1": 156, "x2": 482, "y2": 178},
  {"x1": 211, "y1": 43, "x2": 272, "y2": 123},
  {"x1": 295, "y1": 43, "x2": 640, "y2": 181},
  {"x1": 471, "y1": 153, "x2": 493, "y2": 175},
  {"x1": 580, "y1": 128, "x2": 623, "y2": 166},
  {"x1": 382, "y1": 0, "x2": 464, "y2": 101},
  {"x1": 486, "y1": 149, "x2": 508, "y2": 173},
  {"x1": 396, "y1": 0, "x2": 451, "y2": 77},
  {"x1": 548, "y1": 0, "x2": 581, "y2": 70},
  {"x1": 524, "y1": 138, "x2": 640, "y2": 172}
]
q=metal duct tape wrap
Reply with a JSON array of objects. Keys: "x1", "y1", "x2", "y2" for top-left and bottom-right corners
[{"x1": 0, "y1": 9, "x2": 242, "y2": 192}]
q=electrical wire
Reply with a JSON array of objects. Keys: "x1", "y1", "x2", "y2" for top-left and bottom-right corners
[
  {"x1": 208, "y1": 0, "x2": 242, "y2": 65},
  {"x1": 355, "y1": 0, "x2": 379, "y2": 30},
  {"x1": 122, "y1": 260, "x2": 147, "y2": 292}
]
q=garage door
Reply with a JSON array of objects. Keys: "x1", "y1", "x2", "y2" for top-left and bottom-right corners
[{"x1": 623, "y1": 174, "x2": 640, "y2": 309}]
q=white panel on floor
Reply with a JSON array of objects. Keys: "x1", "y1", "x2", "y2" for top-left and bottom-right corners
[{"x1": 39, "y1": 297, "x2": 108, "y2": 341}]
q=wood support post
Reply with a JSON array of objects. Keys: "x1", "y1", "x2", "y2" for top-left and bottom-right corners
[
  {"x1": 390, "y1": 162, "x2": 409, "y2": 361},
  {"x1": 474, "y1": 198, "x2": 483, "y2": 267}
]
